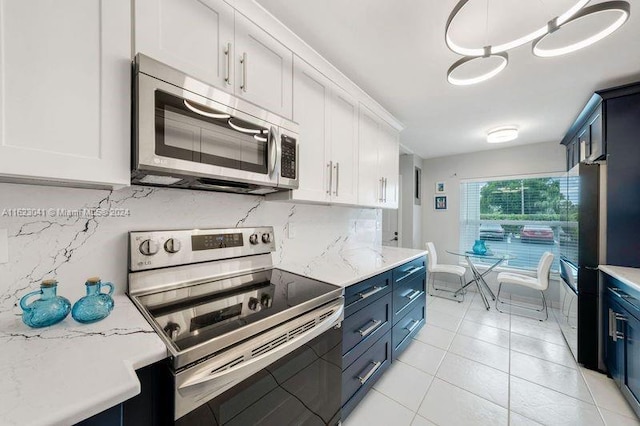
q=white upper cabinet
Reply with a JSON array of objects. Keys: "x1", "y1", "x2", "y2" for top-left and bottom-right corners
[
  {"x1": 0, "y1": 0, "x2": 130, "y2": 187},
  {"x1": 358, "y1": 104, "x2": 400, "y2": 209},
  {"x1": 134, "y1": 0, "x2": 235, "y2": 91},
  {"x1": 234, "y1": 13, "x2": 293, "y2": 119},
  {"x1": 358, "y1": 105, "x2": 382, "y2": 207},
  {"x1": 272, "y1": 57, "x2": 359, "y2": 205},
  {"x1": 329, "y1": 86, "x2": 359, "y2": 205},
  {"x1": 290, "y1": 56, "x2": 331, "y2": 203},
  {"x1": 379, "y1": 121, "x2": 400, "y2": 209}
]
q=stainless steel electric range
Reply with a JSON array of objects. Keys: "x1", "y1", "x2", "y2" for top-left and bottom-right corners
[{"x1": 128, "y1": 227, "x2": 344, "y2": 425}]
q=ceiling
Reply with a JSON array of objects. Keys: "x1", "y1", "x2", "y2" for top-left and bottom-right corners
[{"x1": 255, "y1": 0, "x2": 640, "y2": 159}]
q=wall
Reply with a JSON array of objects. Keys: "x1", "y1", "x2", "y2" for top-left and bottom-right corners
[
  {"x1": 0, "y1": 183, "x2": 380, "y2": 318},
  {"x1": 399, "y1": 154, "x2": 423, "y2": 249},
  {"x1": 421, "y1": 141, "x2": 566, "y2": 303}
]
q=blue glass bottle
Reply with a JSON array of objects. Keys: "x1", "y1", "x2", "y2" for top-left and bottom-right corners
[
  {"x1": 20, "y1": 280, "x2": 71, "y2": 328},
  {"x1": 472, "y1": 239, "x2": 488, "y2": 255},
  {"x1": 71, "y1": 277, "x2": 115, "y2": 324}
]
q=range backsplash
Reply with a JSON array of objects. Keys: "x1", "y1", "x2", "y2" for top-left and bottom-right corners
[{"x1": 0, "y1": 183, "x2": 380, "y2": 317}]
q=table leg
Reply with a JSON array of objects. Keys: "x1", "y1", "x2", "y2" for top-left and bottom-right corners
[{"x1": 463, "y1": 256, "x2": 491, "y2": 310}]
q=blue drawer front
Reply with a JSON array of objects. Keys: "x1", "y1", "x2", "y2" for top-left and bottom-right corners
[
  {"x1": 345, "y1": 271, "x2": 392, "y2": 318},
  {"x1": 392, "y1": 256, "x2": 426, "y2": 283},
  {"x1": 342, "y1": 292, "x2": 392, "y2": 368}
]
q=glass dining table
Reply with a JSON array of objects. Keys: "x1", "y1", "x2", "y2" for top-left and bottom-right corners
[{"x1": 446, "y1": 250, "x2": 514, "y2": 310}]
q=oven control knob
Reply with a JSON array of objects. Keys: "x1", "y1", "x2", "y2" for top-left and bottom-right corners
[
  {"x1": 249, "y1": 234, "x2": 259, "y2": 245},
  {"x1": 248, "y1": 297, "x2": 261, "y2": 311},
  {"x1": 261, "y1": 233, "x2": 271, "y2": 244},
  {"x1": 164, "y1": 322, "x2": 181, "y2": 341},
  {"x1": 139, "y1": 239, "x2": 159, "y2": 256},
  {"x1": 261, "y1": 294, "x2": 272, "y2": 308},
  {"x1": 164, "y1": 238, "x2": 181, "y2": 254}
]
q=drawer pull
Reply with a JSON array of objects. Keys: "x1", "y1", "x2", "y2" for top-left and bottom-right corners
[
  {"x1": 405, "y1": 319, "x2": 421, "y2": 334},
  {"x1": 404, "y1": 290, "x2": 422, "y2": 301},
  {"x1": 359, "y1": 286, "x2": 384, "y2": 300},
  {"x1": 398, "y1": 265, "x2": 425, "y2": 281},
  {"x1": 357, "y1": 319, "x2": 382, "y2": 337},
  {"x1": 357, "y1": 361, "x2": 382, "y2": 385}
]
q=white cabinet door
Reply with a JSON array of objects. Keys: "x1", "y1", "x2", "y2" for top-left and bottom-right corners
[
  {"x1": 234, "y1": 12, "x2": 293, "y2": 119},
  {"x1": 358, "y1": 104, "x2": 382, "y2": 208},
  {"x1": 291, "y1": 57, "x2": 330, "y2": 203},
  {"x1": 0, "y1": 0, "x2": 130, "y2": 187},
  {"x1": 135, "y1": 0, "x2": 234, "y2": 91},
  {"x1": 379, "y1": 121, "x2": 400, "y2": 209},
  {"x1": 330, "y1": 87, "x2": 359, "y2": 205}
]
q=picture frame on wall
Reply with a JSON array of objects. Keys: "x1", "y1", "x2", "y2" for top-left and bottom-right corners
[
  {"x1": 435, "y1": 182, "x2": 446, "y2": 193},
  {"x1": 435, "y1": 195, "x2": 447, "y2": 211}
]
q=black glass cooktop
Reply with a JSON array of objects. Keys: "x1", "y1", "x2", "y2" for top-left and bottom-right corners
[{"x1": 138, "y1": 269, "x2": 340, "y2": 351}]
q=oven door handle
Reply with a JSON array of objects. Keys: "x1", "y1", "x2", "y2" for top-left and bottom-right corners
[{"x1": 178, "y1": 302, "x2": 344, "y2": 391}]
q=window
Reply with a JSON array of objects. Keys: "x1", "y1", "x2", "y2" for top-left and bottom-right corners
[{"x1": 459, "y1": 175, "x2": 578, "y2": 272}]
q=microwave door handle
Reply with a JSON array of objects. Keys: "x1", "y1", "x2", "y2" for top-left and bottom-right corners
[
  {"x1": 178, "y1": 304, "x2": 343, "y2": 391},
  {"x1": 268, "y1": 127, "x2": 278, "y2": 176}
]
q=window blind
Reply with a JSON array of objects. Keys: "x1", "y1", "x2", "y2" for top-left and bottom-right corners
[{"x1": 459, "y1": 176, "x2": 576, "y2": 272}]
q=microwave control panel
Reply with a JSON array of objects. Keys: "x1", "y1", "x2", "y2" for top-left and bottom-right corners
[{"x1": 281, "y1": 135, "x2": 297, "y2": 179}]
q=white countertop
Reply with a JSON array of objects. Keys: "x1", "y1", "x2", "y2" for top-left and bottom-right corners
[
  {"x1": 0, "y1": 246, "x2": 425, "y2": 426},
  {"x1": 0, "y1": 294, "x2": 166, "y2": 426},
  {"x1": 279, "y1": 246, "x2": 427, "y2": 287},
  {"x1": 600, "y1": 265, "x2": 640, "y2": 292}
]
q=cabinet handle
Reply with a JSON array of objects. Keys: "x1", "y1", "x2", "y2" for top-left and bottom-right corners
[
  {"x1": 379, "y1": 178, "x2": 384, "y2": 202},
  {"x1": 405, "y1": 319, "x2": 421, "y2": 334},
  {"x1": 327, "y1": 161, "x2": 333, "y2": 195},
  {"x1": 357, "y1": 319, "x2": 382, "y2": 337},
  {"x1": 404, "y1": 290, "x2": 422, "y2": 301},
  {"x1": 608, "y1": 308, "x2": 615, "y2": 338},
  {"x1": 358, "y1": 285, "x2": 384, "y2": 300},
  {"x1": 357, "y1": 361, "x2": 382, "y2": 385},
  {"x1": 383, "y1": 177, "x2": 388, "y2": 203},
  {"x1": 334, "y1": 162, "x2": 340, "y2": 197},
  {"x1": 240, "y1": 52, "x2": 248, "y2": 92},
  {"x1": 224, "y1": 42, "x2": 232, "y2": 85}
]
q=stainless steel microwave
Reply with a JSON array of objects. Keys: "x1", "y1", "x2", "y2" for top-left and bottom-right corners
[{"x1": 133, "y1": 54, "x2": 298, "y2": 194}]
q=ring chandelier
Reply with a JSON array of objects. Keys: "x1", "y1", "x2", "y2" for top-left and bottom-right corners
[{"x1": 446, "y1": 0, "x2": 631, "y2": 85}]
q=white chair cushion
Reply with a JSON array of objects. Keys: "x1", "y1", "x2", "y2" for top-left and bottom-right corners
[
  {"x1": 497, "y1": 272, "x2": 544, "y2": 290},
  {"x1": 432, "y1": 264, "x2": 466, "y2": 277}
]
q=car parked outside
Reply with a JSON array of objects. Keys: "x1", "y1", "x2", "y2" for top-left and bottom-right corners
[
  {"x1": 521, "y1": 225, "x2": 555, "y2": 244},
  {"x1": 479, "y1": 223, "x2": 505, "y2": 241}
]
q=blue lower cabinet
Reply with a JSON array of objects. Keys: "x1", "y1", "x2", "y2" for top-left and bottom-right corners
[
  {"x1": 392, "y1": 300, "x2": 426, "y2": 360},
  {"x1": 604, "y1": 275, "x2": 640, "y2": 418},
  {"x1": 343, "y1": 292, "x2": 393, "y2": 368},
  {"x1": 341, "y1": 256, "x2": 427, "y2": 421},
  {"x1": 74, "y1": 362, "x2": 171, "y2": 426},
  {"x1": 341, "y1": 330, "x2": 392, "y2": 419}
]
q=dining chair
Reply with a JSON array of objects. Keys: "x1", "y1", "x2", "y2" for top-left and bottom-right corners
[
  {"x1": 425, "y1": 242, "x2": 467, "y2": 302},
  {"x1": 495, "y1": 252, "x2": 554, "y2": 320}
]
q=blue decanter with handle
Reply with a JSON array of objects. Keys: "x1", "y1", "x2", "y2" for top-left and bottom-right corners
[
  {"x1": 71, "y1": 277, "x2": 115, "y2": 324},
  {"x1": 20, "y1": 280, "x2": 71, "y2": 328}
]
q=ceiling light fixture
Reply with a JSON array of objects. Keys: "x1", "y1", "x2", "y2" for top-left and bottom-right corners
[
  {"x1": 447, "y1": 52, "x2": 508, "y2": 86},
  {"x1": 487, "y1": 126, "x2": 518, "y2": 143},
  {"x1": 444, "y1": 0, "x2": 590, "y2": 56},
  {"x1": 532, "y1": 1, "x2": 631, "y2": 58},
  {"x1": 444, "y1": 0, "x2": 630, "y2": 85}
]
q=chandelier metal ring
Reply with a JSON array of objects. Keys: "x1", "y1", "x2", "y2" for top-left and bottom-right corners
[
  {"x1": 445, "y1": 0, "x2": 591, "y2": 56},
  {"x1": 532, "y1": 1, "x2": 631, "y2": 58},
  {"x1": 447, "y1": 52, "x2": 508, "y2": 86}
]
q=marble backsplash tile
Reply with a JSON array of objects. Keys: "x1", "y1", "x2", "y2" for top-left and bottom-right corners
[{"x1": 0, "y1": 183, "x2": 380, "y2": 316}]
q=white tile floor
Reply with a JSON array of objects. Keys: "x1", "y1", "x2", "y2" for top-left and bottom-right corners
[{"x1": 343, "y1": 292, "x2": 640, "y2": 426}]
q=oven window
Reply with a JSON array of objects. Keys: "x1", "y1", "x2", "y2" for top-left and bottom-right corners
[
  {"x1": 175, "y1": 326, "x2": 342, "y2": 426},
  {"x1": 155, "y1": 91, "x2": 269, "y2": 174}
]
